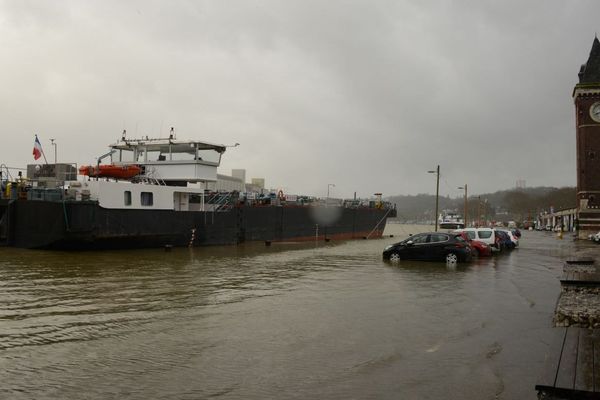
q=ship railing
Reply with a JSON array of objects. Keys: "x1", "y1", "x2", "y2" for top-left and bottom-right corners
[
  {"x1": 0, "y1": 164, "x2": 14, "y2": 182},
  {"x1": 1, "y1": 166, "x2": 67, "y2": 201},
  {"x1": 139, "y1": 166, "x2": 166, "y2": 185},
  {"x1": 204, "y1": 191, "x2": 236, "y2": 212},
  {"x1": 133, "y1": 176, "x2": 165, "y2": 186},
  {"x1": 339, "y1": 199, "x2": 396, "y2": 210},
  {"x1": 199, "y1": 190, "x2": 397, "y2": 212},
  {"x1": 235, "y1": 192, "x2": 396, "y2": 210},
  {"x1": 0, "y1": 164, "x2": 11, "y2": 200}
]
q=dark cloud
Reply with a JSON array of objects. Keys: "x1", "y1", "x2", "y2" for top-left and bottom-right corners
[{"x1": 0, "y1": 0, "x2": 597, "y2": 198}]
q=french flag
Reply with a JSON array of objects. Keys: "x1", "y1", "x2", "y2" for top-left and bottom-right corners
[{"x1": 33, "y1": 135, "x2": 43, "y2": 160}]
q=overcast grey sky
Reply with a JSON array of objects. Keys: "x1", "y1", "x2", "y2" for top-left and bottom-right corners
[{"x1": 1, "y1": 0, "x2": 599, "y2": 199}]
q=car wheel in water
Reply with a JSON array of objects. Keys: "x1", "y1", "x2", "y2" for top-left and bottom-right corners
[
  {"x1": 445, "y1": 253, "x2": 458, "y2": 264},
  {"x1": 389, "y1": 252, "x2": 401, "y2": 262}
]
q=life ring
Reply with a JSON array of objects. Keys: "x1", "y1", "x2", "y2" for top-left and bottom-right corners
[{"x1": 277, "y1": 190, "x2": 285, "y2": 200}]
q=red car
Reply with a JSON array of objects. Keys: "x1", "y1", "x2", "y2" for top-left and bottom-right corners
[{"x1": 454, "y1": 232, "x2": 492, "y2": 257}]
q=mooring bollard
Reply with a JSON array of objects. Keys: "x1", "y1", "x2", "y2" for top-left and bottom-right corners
[
  {"x1": 164, "y1": 244, "x2": 173, "y2": 252},
  {"x1": 265, "y1": 240, "x2": 271, "y2": 246}
]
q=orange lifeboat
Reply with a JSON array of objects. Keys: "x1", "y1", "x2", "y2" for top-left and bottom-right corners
[{"x1": 78, "y1": 164, "x2": 142, "y2": 179}]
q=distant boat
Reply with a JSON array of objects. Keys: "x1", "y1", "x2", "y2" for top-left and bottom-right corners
[{"x1": 439, "y1": 210, "x2": 465, "y2": 230}]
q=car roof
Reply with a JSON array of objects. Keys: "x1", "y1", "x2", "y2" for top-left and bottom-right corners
[{"x1": 404, "y1": 232, "x2": 454, "y2": 238}]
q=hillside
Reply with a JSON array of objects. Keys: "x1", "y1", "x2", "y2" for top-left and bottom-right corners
[{"x1": 386, "y1": 186, "x2": 576, "y2": 223}]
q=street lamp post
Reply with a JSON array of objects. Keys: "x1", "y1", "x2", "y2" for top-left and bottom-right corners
[
  {"x1": 483, "y1": 199, "x2": 488, "y2": 226},
  {"x1": 458, "y1": 184, "x2": 467, "y2": 228},
  {"x1": 477, "y1": 196, "x2": 481, "y2": 227},
  {"x1": 428, "y1": 165, "x2": 440, "y2": 232}
]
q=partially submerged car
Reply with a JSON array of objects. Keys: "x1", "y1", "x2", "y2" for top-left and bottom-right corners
[
  {"x1": 454, "y1": 231, "x2": 492, "y2": 257},
  {"x1": 494, "y1": 229, "x2": 518, "y2": 249},
  {"x1": 454, "y1": 227, "x2": 500, "y2": 252},
  {"x1": 383, "y1": 232, "x2": 472, "y2": 263}
]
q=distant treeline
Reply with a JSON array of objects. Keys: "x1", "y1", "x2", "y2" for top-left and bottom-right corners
[{"x1": 386, "y1": 186, "x2": 576, "y2": 223}]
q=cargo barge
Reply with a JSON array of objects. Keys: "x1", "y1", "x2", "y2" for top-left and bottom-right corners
[{"x1": 0, "y1": 134, "x2": 395, "y2": 250}]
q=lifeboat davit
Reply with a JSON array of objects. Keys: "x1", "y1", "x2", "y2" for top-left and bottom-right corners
[{"x1": 78, "y1": 164, "x2": 142, "y2": 179}]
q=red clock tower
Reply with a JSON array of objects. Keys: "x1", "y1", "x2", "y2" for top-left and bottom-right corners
[{"x1": 575, "y1": 37, "x2": 600, "y2": 238}]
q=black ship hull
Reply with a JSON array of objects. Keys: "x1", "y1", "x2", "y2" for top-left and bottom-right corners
[{"x1": 0, "y1": 199, "x2": 394, "y2": 250}]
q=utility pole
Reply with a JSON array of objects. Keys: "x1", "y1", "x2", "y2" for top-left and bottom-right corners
[
  {"x1": 477, "y1": 196, "x2": 481, "y2": 227},
  {"x1": 458, "y1": 184, "x2": 468, "y2": 227},
  {"x1": 428, "y1": 165, "x2": 440, "y2": 232}
]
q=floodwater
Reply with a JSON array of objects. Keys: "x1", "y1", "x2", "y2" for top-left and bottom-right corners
[{"x1": 0, "y1": 225, "x2": 593, "y2": 399}]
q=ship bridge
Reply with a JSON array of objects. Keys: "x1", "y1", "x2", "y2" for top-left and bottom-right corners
[{"x1": 107, "y1": 137, "x2": 227, "y2": 184}]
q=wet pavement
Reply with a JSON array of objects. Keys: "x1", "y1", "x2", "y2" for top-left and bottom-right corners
[{"x1": 0, "y1": 225, "x2": 595, "y2": 399}]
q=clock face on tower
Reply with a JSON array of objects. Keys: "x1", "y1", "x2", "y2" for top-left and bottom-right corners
[{"x1": 591, "y1": 102, "x2": 600, "y2": 122}]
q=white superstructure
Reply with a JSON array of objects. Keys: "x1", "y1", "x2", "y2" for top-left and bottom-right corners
[
  {"x1": 69, "y1": 134, "x2": 234, "y2": 210},
  {"x1": 68, "y1": 180, "x2": 206, "y2": 211},
  {"x1": 106, "y1": 134, "x2": 227, "y2": 184}
]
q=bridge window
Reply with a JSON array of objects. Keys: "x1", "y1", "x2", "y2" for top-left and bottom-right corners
[
  {"x1": 118, "y1": 149, "x2": 134, "y2": 162},
  {"x1": 141, "y1": 192, "x2": 153, "y2": 206},
  {"x1": 197, "y1": 149, "x2": 221, "y2": 163}
]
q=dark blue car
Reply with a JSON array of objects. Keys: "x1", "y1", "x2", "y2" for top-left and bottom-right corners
[
  {"x1": 494, "y1": 230, "x2": 515, "y2": 250},
  {"x1": 383, "y1": 232, "x2": 472, "y2": 263}
]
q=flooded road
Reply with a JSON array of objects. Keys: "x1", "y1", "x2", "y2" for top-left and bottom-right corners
[{"x1": 0, "y1": 225, "x2": 594, "y2": 399}]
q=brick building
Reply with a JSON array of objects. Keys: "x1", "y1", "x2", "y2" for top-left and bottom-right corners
[{"x1": 575, "y1": 37, "x2": 600, "y2": 238}]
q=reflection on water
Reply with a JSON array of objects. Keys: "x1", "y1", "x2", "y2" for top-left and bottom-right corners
[{"x1": 0, "y1": 226, "x2": 595, "y2": 399}]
